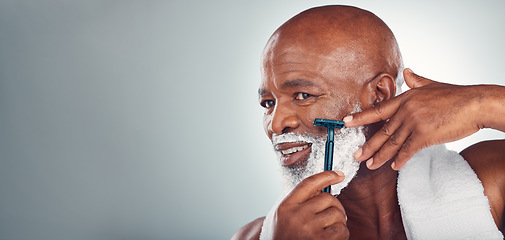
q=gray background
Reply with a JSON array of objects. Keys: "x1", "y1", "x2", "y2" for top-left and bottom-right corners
[{"x1": 1, "y1": 0, "x2": 504, "y2": 239}]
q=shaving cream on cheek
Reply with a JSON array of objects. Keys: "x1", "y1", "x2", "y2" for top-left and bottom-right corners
[{"x1": 273, "y1": 105, "x2": 365, "y2": 196}]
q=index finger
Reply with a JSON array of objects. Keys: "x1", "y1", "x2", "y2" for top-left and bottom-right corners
[
  {"x1": 284, "y1": 171, "x2": 345, "y2": 204},
  {"x1": 343, "y1": 96, "x2": 402, "y2": 128}
]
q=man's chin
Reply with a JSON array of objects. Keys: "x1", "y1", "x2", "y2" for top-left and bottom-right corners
[
  {"x1": 275, "y1": 122, "x2": 366, "y2": 196},
  {"x1": 280, "y1": 161, "x2": 359, "y2": 196},
  {"x1": 279, "y1": 129, "x2": 365, "y2": 196}
]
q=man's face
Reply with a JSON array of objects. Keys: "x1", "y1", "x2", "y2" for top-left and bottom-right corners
[
  {"x1": 259, "y1": 34, "x2": 367, "y2": 163},
  {"x1": 259, "y1": 35, "x2": 370, "y2": 193}
]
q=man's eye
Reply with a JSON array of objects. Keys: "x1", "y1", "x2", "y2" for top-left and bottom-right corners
[
  {"x1": 261, "y1": 100, "x2": 276, "y2": 108},
  {"x1": 295, "y1": 92, "x2": 312, "y2": 100}
]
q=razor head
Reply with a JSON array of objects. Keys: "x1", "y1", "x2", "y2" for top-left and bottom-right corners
[{"x1": 313, "y1": 118, "x2": 345, "y2": 129}]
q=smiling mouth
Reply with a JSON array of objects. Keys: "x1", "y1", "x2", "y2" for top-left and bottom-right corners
[
  {"x1": 281, "y1": 144, "x2": 309, "y2": 155},
  {"x1": 276, "y1": 142, "x2": 312, "y2": 167}
]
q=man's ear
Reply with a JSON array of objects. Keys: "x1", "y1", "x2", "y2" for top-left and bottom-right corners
[
  {"x1": 360, "y1": 73, "x2": 396, "y2": 107},
  {"x1": 374, "y1": 73, "x2": 396, "y2": 103}
]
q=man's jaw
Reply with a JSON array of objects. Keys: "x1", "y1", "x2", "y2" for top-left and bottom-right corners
[
  {"x1": 272, "y1": 126, "x2": 366, "y2": 196},
  {"x1": 275, "y1": 142, "x2": 312, "y2": 167}
]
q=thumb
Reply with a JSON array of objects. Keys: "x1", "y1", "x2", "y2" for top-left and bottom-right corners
[{"x1": 404, "y1": 68, "x2": 436, "y2": 89}]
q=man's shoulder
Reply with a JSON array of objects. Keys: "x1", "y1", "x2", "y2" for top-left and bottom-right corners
[
  {"x1": 460, "y1": 139, "x2": 505, "y2": 230},
  {"x1": 231, "y1": 216, "x2": 265, "y2": 240},
  {"x1": 460, "y1": 139, "x2": 505, "y2": 188},
  {"x1": 460, "y1": 139, "x2": 505, "y2": 175}
]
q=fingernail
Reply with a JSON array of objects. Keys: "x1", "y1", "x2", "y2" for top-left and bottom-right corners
[
  {"x1": 391, "y1": 161, "x2": 396, "y2": 170},
  {"x1": 334, "y1": 170, "x2": 344, "y2": 176},
  {"x1": 366, "y1": 158, "x2": 374, "y2": 169},
  {"x1": 354, "y1": 148, "x2": 362, "y2": 160},
  {"x1": 343, "y1": 115, "x2": 353, "y2": 123},
  {"x1": 405, "y1": 68, "x2": 413, "y2": 74}
]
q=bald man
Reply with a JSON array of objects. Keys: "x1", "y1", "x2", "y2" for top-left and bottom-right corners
[{"x1": 233, "y1": 5, "x2": 505, "y2": 239}]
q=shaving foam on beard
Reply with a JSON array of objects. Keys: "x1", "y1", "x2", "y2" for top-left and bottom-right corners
[{"x1": 272, "y1": 126, "x2": 365, "y2": 196}]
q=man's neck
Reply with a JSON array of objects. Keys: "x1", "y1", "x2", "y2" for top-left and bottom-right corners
[{"x1": 338, "y1": 163, "x2": 407, "y2": 239}]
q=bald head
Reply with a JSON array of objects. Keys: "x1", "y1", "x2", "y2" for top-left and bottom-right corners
[
  {"x1": 258, "y1": 6, "x2": 405, "y2": 197},
  {"x1": 262, "y1": 5, "x2": 403, "y2": 90}
]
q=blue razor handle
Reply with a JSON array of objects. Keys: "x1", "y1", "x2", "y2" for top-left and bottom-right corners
[{"x1": 313, "y1": 118, "x2": 345, "y2": 193}]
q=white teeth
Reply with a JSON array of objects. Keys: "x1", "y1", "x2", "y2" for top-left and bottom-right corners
[{"x1": 281, "y1": 144, "x2": 309, "y2": 155}]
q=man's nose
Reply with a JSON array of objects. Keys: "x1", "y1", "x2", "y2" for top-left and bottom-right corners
[{"x1": 269, "y1": 105, "x2": 300, "y2": 135}]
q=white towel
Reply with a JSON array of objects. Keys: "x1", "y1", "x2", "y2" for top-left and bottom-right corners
[
  {"x1": 260, "y1": 144, "x2": 503, "y2": 239},
  {"x1": 259, "y1": 196, "x2": 282, "y2": 240},
  {"x1": 398, "y1": 144, "x2": 503, "y2": 239}
]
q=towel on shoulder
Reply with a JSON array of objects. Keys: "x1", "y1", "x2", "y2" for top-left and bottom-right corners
[
  {"x1": 260, "y1": 144, "x2": 503, "y2": 239},
  {"x1": 398, "y1": 144, "x2": 502, "y2": 239}
]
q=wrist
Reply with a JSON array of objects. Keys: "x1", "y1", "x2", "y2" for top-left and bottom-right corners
[{"x1": 477, "y1": 85, "x2": 505, "y2": 131}]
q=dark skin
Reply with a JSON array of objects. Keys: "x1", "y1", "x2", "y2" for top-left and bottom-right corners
[
  {"x1": 232, "y1": 5, "x2": 505, "y2": 240},
  {"x1": 345, "y1": 69, "x2": 505, "y2": 229}
]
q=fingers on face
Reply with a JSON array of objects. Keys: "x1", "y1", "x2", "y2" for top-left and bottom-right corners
[
  {"x1": 344, "y1": 96, "x2": 402, "y2": 128},
  {"x1": 363, "y1": 124, "x2": 427, "y2": 171},
  {"x1": 355, "y1": 116, "x2": 402, "y2": 161},
  {"x1": 284, "y1": 171, "x2": 344, "y2": 204}
]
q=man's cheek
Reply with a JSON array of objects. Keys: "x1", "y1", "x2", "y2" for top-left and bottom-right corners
[
  {"x1": 300, "y1": 109, "x2": 339, "y2": 133},
  {"x1": 263, "y1": 115, "x2": 273, "y2": 138},
  {"x1": 308, "y1": 101, "x2": 347, "y2": 119}
]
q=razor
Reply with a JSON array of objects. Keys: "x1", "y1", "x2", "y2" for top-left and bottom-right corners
[{"x1": 313, "y1": 118, "x2": 345, "y2": 193}]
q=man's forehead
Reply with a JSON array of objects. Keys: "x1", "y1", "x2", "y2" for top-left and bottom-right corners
[
  {"x1": 263, "y1": 38, "x2": 363, "y2": 73},
  {"x1": 263, "y1": 35, "x2": 350, "y2": 61},
  {"x1": 266, "y1": 50, "x2": 338, "y2": 67},
  {"x1": 261, "y1": 49, "x2": 358, "y2": 85}
]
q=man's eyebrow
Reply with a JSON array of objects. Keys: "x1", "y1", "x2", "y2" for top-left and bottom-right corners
[
  {"x1": 281, "y1": 78, "x2": 319, "y2": 88},
  {"x1": 258, "y1": 88, "x2": 268, "y2": 96},
  {"x1": 258, "y1": 78, "x2": 319, "y2": 97}
]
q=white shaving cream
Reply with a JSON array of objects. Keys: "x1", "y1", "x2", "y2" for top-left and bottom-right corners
[{"x1": 271, "y1": 104, "x2": 366, "y2": 196}]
